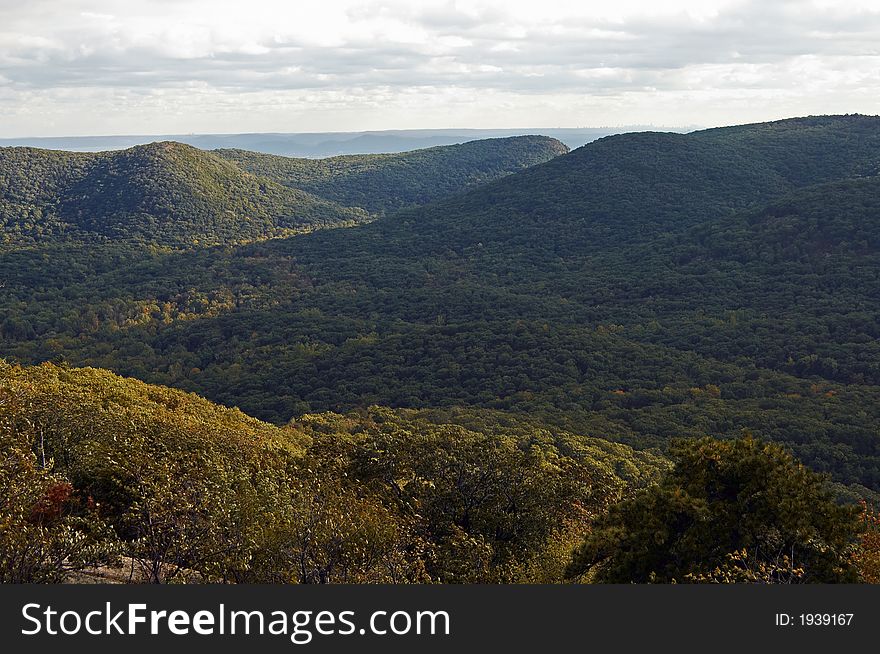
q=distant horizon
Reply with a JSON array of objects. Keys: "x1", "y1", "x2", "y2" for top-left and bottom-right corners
[
  {"x1": 3, "y1": 1, "x2": 879, "y2": 138},
  {"x1": 1, "y1": 123, "x2": 701, "y2": 141},
  {"x1": 6, "y1": 112, "x2": 880, "y2": 147},
  {"x1": 0, "y1": 124, "x2": 696, "y2": 157},
  {"x1": 5, "y1": 111, "x2": 880, "y2": 142}
]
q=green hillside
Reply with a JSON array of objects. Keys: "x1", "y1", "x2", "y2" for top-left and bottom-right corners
[
  {"x1": 0, "y1": 360, "x2": 664, "y2": 583},
  {"x1": 0, "y1": 136, "x2": 567, "y2": 247},
  {"x1": 691, "y1": 114, "x2": 880, "y2": 184},
  {"x1": 352, "y1": 115, "x2": 880, "y2": 257},
  {"x1": 0, "y1": 142, "x2": 367, "y2": 246},
  {"x1": 216, "y1": 135, "x2": 569, "y2": 214},
  {"x1": 2, "y1": 115, "x2": 880, "y2": 494}
]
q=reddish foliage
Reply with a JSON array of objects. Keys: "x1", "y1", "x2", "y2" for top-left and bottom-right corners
[{"x1": 28, "y1": 482, "x2": 73, "y2": 524}]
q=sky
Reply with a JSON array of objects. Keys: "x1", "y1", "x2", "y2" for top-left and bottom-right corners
[{"x1": 1, "y1": 0, "x2": 879, "y2": 137}]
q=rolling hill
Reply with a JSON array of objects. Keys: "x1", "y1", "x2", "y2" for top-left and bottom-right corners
[
  {"x1": 216, "y1": 135, "x2": 570, "y2": 214},
  {"x1": 2, "y1": 115, "x2": 880, "y2": 494},
  {"x1": 0, "y1": 127, "x2": 632, "y2": 156},
  {"x1": 0, "y1": 142, "x2": 366, "y2": 246},
  {"x1": 0, "y1": 359, "x2": 663, "y2": 583},
  {"x1": 0, "y1": 136, "x2": 567, "y2": 247}
]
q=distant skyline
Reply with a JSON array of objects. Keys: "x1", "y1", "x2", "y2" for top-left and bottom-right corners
[{"x1": 1, "y1": 0, "x2": 879, "y2": 137}]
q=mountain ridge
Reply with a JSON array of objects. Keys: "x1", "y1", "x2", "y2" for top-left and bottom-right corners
[
  {"x1": 2, "y1": 114, "x2": 880, "y2": 492},
  {"x1": 0, "y1": 136, "x2": 567, "y2": 246},
  {"x1": 0, "y1": 141, "x2": 367, "y2": 246},
  {"x1": 215, "y1": 135, "x2": 569, "y2": 214}
]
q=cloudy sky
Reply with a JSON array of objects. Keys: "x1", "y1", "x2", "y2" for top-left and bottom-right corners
[{"x1": 1, "y1": 0, "x2": 878, "y2": 136}]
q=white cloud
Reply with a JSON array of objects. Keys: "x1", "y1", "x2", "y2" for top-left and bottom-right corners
[{"x1": 0, "y1": 0, "x2": 878, "y2": 135}]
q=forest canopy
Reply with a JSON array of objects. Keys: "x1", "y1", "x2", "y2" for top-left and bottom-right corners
[{"x1": 2, "y1": 115, "x2": 880, "y2": 583}]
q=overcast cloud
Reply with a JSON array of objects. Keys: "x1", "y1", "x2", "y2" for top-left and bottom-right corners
[{"x1": 0, "y1": 0, "x2": 878, "y2": 136}]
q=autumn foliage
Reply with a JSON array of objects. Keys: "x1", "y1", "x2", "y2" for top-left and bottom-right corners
[{"x1": 852, "y1": 502, "x2": 880, "y2": 583}]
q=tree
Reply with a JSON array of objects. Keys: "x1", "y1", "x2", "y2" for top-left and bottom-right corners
[
  {"x1": 852, "y1": 502, "x2": 880, "y2": 583},
  {"x1": 565, "y1": 436, "x2": 862, "y2": 583},
  {"x1": 0, "y1": 387, "x2": 119, "y2": 583}
]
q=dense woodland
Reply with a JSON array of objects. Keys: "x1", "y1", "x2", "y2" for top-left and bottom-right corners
[
  {"x1": 1, "y1": 361, "x2": 667, "y2": 583},
  {"x1": 2, "y1": 116, "x2": 880, "y2": 582},
  {"x1": 216, "y1": 135, "x2": 570, "y2": 215},
  {"x1": 0, "y1": 136, "x2": 564, "y2": 246}
]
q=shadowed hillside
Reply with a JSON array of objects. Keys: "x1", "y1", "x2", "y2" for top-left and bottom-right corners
[{"x1": 217, "y1": 136, "x2": 570, "y2": 214}]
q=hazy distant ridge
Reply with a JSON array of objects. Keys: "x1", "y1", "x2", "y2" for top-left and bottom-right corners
[{"x1": 0, "y1": 126, "x2": 687, "y2": 157}]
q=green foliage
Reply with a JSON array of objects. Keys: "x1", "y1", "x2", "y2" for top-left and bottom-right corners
[
  {"x1": 3, "y1": 115, "x2": 880, "y2": 583},
  {"x1": 291, "y1": 407, "x2": 666, "y2": 582},
  {"x1": 0, "y1": 143, "x2": 369, "y2": 247},
  {"x1": 0, "y1": 136, "x2": 566, "y2": 247},
  {"x1": 692, "y1": 114, "x2": 880, "y2": 185},
  {"x1": 0, "y1": 361, "x2": 660, "y2": 583},
  {"x1": 3, "y1": 116, "x2": 880, "y2": 492},
  {"x1": 216, "y1": 136, "x2": 569, "y2": 215},
  {"x1": 0, "y1": 382, "x2": 119, "y2": 582},
  {"x1": 0, "y1": 360, "x2": 306, "y2": 582},
  {"x1": 566, "y1": 437, "x2": 862, "y2": 583}
]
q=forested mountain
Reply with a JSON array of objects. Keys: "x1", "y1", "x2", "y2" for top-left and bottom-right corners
[
  {"x1": 691, "y1": 114, "x2": 880, "y2": 184},
  {"x1": 216, "y1": 136, "x2": 570, "y2": 214},
  {"x1": 3, "y1": 115, "x2": 880, "y2": 583},
  {"x1": 0, "y1": 142, "x2": 368, "y2": 246},
  {"x1": 0, "y1": 136, "x2": 565, "y2": 247}
]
